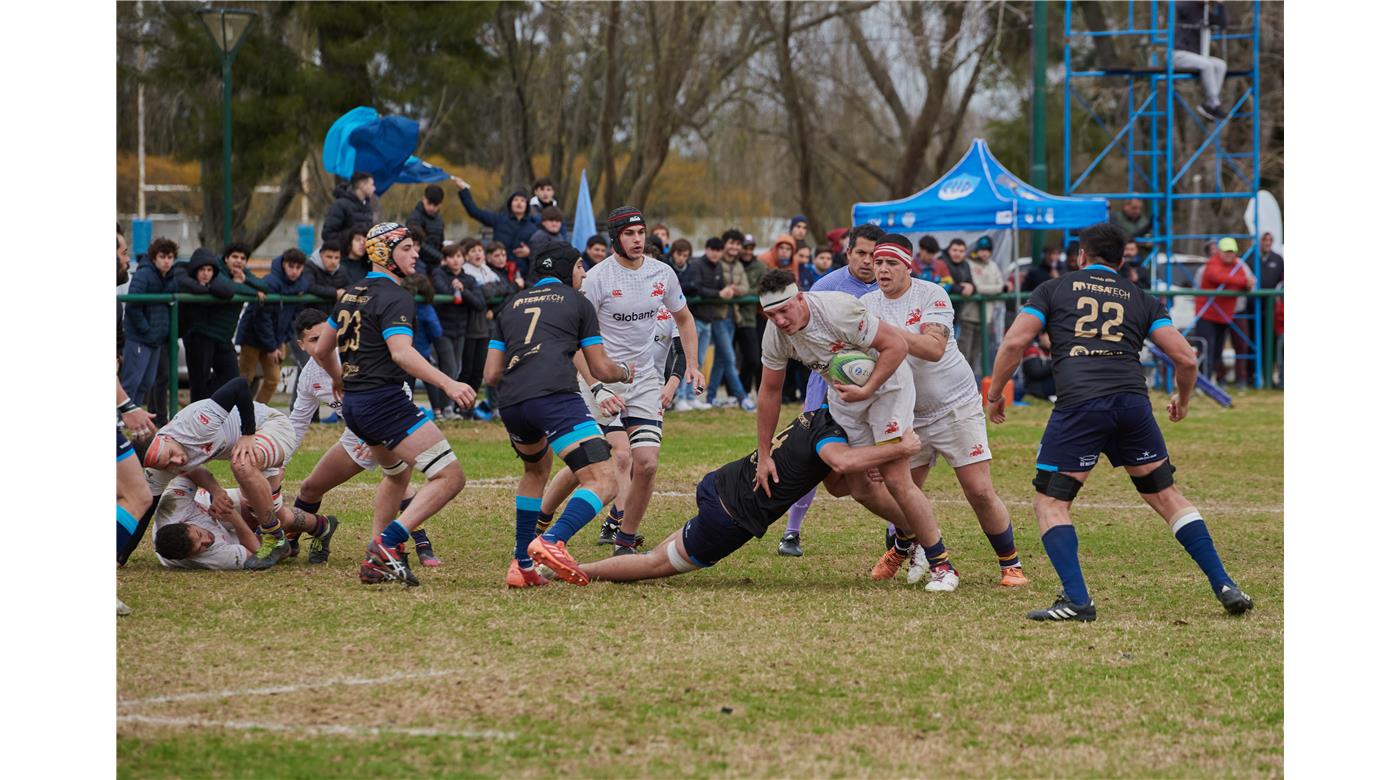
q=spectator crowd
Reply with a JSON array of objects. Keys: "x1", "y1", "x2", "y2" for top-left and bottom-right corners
[{"x1": 118, "y1": 174, "x2": 1283, "y2": 426}]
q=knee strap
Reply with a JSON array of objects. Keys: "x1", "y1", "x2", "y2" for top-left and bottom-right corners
[
  {"x1": 415, "y1": 440, "x2": 458, "y2": 477},
  {"x1": 627, "y1": 423, "x2": 662, "y2": 450},
  {"x1": 1033, "y1": 469, "x2": 1083, "y2": 502},
  {"x1": 382, "y1": 459, "x2": 409, "y2": 476},
  {"x1": 1130, "y1": 460, "x2": 1176, "y2": 494},
  {"x1": 665, "y1": 540, "x2": 700, "y2": 573},
  {"x1": 512, "y1": 443, "x2": 549, "y2": 463},
  {"x1": 563, "y1": 437, "x2": 612, "y2": 472}
]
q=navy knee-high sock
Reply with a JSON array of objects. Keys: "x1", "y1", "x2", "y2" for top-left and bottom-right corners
[
  {"x1": 1172, "y1": 511, "x2": 1234, "y2": 592},
  {"x1": 1040, "y1": 525, "x2": 1089, "y2": 605},
  {"x1": 514, "y1": 496, "x2": 541, "y2": 566},
  {"x1": 544, "y1": 489, "x2": 605, "y2": 544}
]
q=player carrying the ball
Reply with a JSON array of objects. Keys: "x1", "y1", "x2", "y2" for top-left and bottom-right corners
[
  {"x1": 308, "y1": 222, "x2": 474, "y2": 586},
  {"x1": 754, "y1": 269, "x2": 959, "y2": 591},
  {"x1": 480, "y1": 242, "x2": 634, "y2": 587},
  {"x1": 986, "y1": 222, "x2": 1254, "y2": 621},
  {"x1": 861, "y1": 236, "x2": 1027, "y2": 589}
]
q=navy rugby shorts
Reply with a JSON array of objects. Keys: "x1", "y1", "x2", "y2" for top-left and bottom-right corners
[
  {"x1": 117, "y1": 429, "x2": 135, "y2": 462},
  {"x1": 342, "y1": 384, "x2": 428, "y2": 450},
  {"x1": 679, "y1": 472, "x2": 755, "y2": 567},
  {"x1": 498, "y1": 392, "x2": 604, "y2": 455},
  {"x1": 1035, "y1": 392, "x2": 1168, "y2": 473}
]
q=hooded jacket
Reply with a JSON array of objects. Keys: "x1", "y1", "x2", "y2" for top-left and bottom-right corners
[
  {"x1": 527, "y1": 195, "x2": 561, "y2": 221},
  {"x1": 236, "y1": 254, "x2": 309, "y2": 351},
  {"x1": 1194, "y1": 253, "x2": 1254, "y2": 326},
  {"x1": 760, "y1": 233, "x2": 802, "y2": 276},
  {"x1": 527, "y1": 222, "x2": 569, "y2": 263},
  {"x1": 406, "y1": 201, "x2": 445, "y2": 273},
  {"x1": 175, "y1": 248, "x2": 264, "y2": 342},
  {"x1": 303, "y1": 250, "x2": 351, "y2": 316},
  {"x1": 458, "y1": 187, "x2": 540, "y2": 269},
  {"x1": 123, "y1": 257, "x2": 176, "y2": 346},
  {"x1": 461, "y1": 260, "x2": 514, "y2": 338},
  {"x1": 321, "y1": 182, "x2": 374, "y2": 246}
]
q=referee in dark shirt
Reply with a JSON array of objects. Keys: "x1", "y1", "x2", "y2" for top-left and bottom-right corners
[{"x1": 987, "y1": 223, "x2": 1254, "y2": 622}]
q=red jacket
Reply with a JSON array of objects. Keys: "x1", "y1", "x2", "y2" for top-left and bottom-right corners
[{"x1": 1194, "y1": 254, "x2": 1254, "y2": 325}]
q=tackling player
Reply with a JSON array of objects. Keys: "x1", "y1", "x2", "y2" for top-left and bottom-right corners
[
  {"x1": 308, "y1": 222, "x2": 474, "y2": 586},
  {"x1": 117, "y1": 376, "x2": 157, "y2": 615},
  {"x1": 141, "y1": 376, "x2": 300, "y2": 571},
  {"x1": 860, "y1": 237, "x2": 1027, "y2": 589},
  {"x1": 987, "y1": 222, "x2": 1254, "y2": 621},
  {"x1": 578, "y1": 206, "x2": 704, "y2": 555},
  {"x1": 481, "y1": 242, "x2": 634, "y2": 587},
  {"x1": 571, "y1": 409, "x2": 920, "y2": 583},
  {"x1": 755, "y1": 269, "x2": 959, "y2": 592}
]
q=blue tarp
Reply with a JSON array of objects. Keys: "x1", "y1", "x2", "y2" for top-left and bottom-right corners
[
  {"x1": 321, "y1": 107, "x2": 448, "y2": 195},
  {"x1": 851, "y1": 139, "x2": 1109, "y2": 233}
]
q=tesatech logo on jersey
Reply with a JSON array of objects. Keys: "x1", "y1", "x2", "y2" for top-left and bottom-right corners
[
  {"x1": 938, "y1": 174, "x2": 979, "y2": 201},
  {"x1": 650, "y1": 282, "x2": 666, "y2": 298},
  {"x1": 906, "y1": 308, "x2": 923, "y2": 326}
]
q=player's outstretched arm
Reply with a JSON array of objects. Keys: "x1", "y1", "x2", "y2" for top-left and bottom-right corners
[
  {"x1": 753, "y1": 365, "x2": 786, "y2": 496},
  {"x1": 387, "y1": 334, "x2": 477, "y2": 408},
  {"x1": 819, "y1": 432, "x2": 922, "y2": 476},
  {"x1": 986, "y1": 313, "x2": 1042, "y2": 424},
  {"x1": 580, "y1": 344, "x2": 632, "y2": 384},
  {"x1": 1149, "y1": 324, "x2": 1198, "y2": 421},
  {"x1": 308, "y1": 322, "x2": 341, "y2": 385}
]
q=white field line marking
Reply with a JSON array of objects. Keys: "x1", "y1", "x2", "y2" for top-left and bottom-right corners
[
  {"x1": 117, "y1": 713, "x2": 515, "y2": 741},
  {"x1": 119, "y1": 668, "x2": 461, "y2": 708},
  {"x1": 324, "y1": 480, "x2": 1284, "y2": 514}
]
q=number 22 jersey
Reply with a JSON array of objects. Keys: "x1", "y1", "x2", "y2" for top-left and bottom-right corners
[{"x1": 1022, "y1": 264, "x2": 1172, "y2": 407}]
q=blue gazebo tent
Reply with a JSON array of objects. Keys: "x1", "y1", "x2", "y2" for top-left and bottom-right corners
[{"x1": 851, "y1": 138, "x2": 1109, "y2": 235}]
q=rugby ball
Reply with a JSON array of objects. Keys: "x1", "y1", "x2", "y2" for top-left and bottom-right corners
[{"x1": 826, "y1": 350, "x2": 876, "y2": 387}]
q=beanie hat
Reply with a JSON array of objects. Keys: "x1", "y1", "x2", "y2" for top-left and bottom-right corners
[{"x1": 532, "y1": 241, "x2": 581, "y2": 282}]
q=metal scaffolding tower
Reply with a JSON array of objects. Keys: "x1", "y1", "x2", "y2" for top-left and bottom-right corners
[{"x1": 1063, "y1": 0, "x2": 1266, "y2": 388}]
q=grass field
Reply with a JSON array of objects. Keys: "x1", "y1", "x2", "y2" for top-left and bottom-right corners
[{"x1": 117, "y1": 390, "x2": 1283, "y2": 778}]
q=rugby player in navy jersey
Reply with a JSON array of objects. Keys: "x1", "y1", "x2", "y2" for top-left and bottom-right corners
[
  {"x1": 987, "y1": 223, "x2": 1254, "y2": 621},
  {"x1": 481, "y1": 242, "x2": 634, "y2": 587},
  {"x1": 570, "y1": 408, "x2": 919, "y2": 583},
  {"x1": 308, "y1": 222, "x2": 474, "y2": 586}
]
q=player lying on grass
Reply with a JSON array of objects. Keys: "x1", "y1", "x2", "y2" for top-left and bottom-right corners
[
  {"x1": 308, "y1": 223, "x2": 473, "y2": 586},
  {"x1": 986, "y1": 222, "x2": 1254, "y2": 621},
  {"x1": 538, "y1": 408, "x2": 919, "y2": 584},
  {"x1": 482, "y1": 242, "x2": 634, "y2": 587},
  {"x1": 860, "y1": 236, "x2": 1027, "y2": 589},
  {"x1": 149, "y1": 478, "x2": 336, "y2": 571},
  {"x1": 284, "y1": 310, "x2": 435, "y2": 568},
  {"x1": 532, "y1": 302, "x2": 686, "y2": 550},
  {"x1": 754, "y1": 269, "x2": 961, "y2": 592},
  {"x1": 141, "y1": 377, "x2": 301, "y2": 571}
]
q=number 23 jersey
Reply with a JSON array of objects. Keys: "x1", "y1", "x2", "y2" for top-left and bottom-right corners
[
  {"x1": 327, "y1": 272, "x2": 417, "y2": 393},
  {"x1": 1023, "y1": 265, "x2": 1172, "y2": 407}
]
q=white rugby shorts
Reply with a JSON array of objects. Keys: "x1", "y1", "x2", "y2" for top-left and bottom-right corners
[
  {"x1": 827, "y1": 363, "x2": 915, "y2": 447},
  {"x1": 910, "y1": 399, "x2": 993, "y2": 469}
]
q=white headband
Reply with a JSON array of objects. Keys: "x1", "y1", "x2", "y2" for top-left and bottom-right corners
[{"x1": 760, "y1": 284, "x2": 800, "y2": 311}]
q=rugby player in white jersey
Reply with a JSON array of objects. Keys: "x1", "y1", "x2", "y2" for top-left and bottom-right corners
[
  {"x1": 755, "y1": 268, "x2": 960, "y2": 591},
  {"x1": 151, "y1": 479, "x2": 259, "y2": 570},
  {"x1": 860, "y1": 237, "x2": 1026, "y2": 590},
  {"x1": 578, "y1": 206, "x2": 704, "y2": 554},
  {"x1": 283, "y1": 311, "x2": 437, "y2": 568},
  {"x1": 141, "y1": 376, "x2": 300, "y2": 570},
  {"x1": 534, "y1": 302, "x2": 685, "y2": 541}
]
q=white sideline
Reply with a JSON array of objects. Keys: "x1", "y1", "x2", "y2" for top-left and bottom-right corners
[
  {"x1": 119, "y1": 668, "x2": 461, "y2": 708},
  {"x1": 117, "y1": 713, "x2": 515, "y2": 741},
  {"x1": 324, "y1": 481, "x2": 1286, "y2": 513}
]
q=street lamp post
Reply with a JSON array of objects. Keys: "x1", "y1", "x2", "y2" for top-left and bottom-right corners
[{"x1": 197, "y1": 7, "x2": 256, "y2": 249}]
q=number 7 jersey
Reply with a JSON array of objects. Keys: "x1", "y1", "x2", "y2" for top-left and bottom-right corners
[
  {"x1": 1022, "y1": 263, "x2": 1173, "y2": 407},
  {"x1": 488, "y1": 278, "x2": 604, "y2": 409}
]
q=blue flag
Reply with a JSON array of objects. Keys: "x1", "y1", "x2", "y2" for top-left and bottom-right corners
[
  {"x1": 571, "y1": 170, "x2": 596, "y2": 254},
  {"x1": 394, "y1": 156, "x2": 451, "y2": 186}
]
